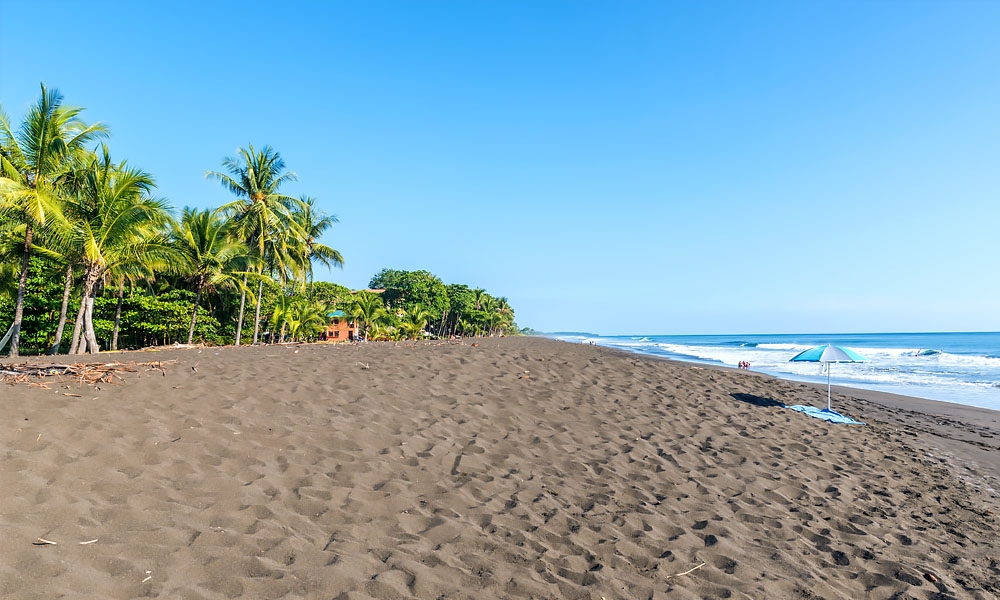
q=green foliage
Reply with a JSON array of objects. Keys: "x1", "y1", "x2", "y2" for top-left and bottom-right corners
[
  {"x1": 444, "y1": 284, "x2": 475, "y2": 335},
  {"x1": 284, "y1": 296, "x2": 330, "y2": 342},
  {"x1": 367, "y1": 269, "x2": 517, "y2": 338},
  {"x1": 0, "y1": 256, "x2": 74, "y2": 353},
  {"x1": 400, "y1": 305, "x2": 433, "y2": 340},
  {"x1": 349, "y1": 290, "x2": 385, "y2": 341},
  {"x1": 369, "y1": 268, "x2": 449, "y2": 324},
  {"x1": 267, "y1": 293, "x2": 333, "y2": 343},
  {"x1": 306, "y1": 281, "x2": 352, "y2": 309},
  {"x1": 93, "y1": 289, "x2": 224, "y2": 349}
]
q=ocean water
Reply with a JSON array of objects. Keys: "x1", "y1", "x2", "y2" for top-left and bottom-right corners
[{"x1": 548, "y1": 332, "x2": 1000, "y2": 412}]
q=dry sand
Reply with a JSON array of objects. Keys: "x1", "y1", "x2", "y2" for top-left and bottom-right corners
[{"x1": 2, "y1": 337, "x2": 999, "y2": 599}]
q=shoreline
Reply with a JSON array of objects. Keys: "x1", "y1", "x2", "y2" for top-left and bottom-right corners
[
  {"x1": 3, "y1": 337, "x2": 999, "y2": 598},
  {"x1": 552, "y1": 333, "x2": 1000, "y2": 412}
]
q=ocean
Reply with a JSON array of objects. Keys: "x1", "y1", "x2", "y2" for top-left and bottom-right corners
[{"x1": 548, "y1": 332, "x2": 1000, "y2": 411}]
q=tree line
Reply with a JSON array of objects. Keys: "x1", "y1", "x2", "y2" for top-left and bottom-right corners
[{"x1": 0, "y1": 84, "x2": 519, "y2": 356}]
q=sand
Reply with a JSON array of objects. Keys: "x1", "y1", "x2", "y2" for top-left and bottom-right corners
[{"x1": 1, "y1": 337, "x2": 999, "y2": 599}]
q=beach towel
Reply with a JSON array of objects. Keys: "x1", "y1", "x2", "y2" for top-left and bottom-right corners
[{"x1": 785, "y1": 405, "x2": 865, "y2": 425}]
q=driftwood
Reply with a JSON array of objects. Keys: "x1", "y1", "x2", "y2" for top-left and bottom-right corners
[
  {"x1": 0, "y1": 360, "x2": 176, "y2": 386},
  {"x1": 664, "y1": 561, "x2": 706, "y2": 579}
]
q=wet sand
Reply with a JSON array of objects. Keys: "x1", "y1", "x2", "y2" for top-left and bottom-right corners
[{"x1": 2, "y1": 337, "x2": 998, "y2": 599}]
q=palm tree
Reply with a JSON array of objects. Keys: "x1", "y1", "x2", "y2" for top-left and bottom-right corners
[
  {"x1": 456, "y1": 317, "x2": 475, "y2": 337},
  {"x1": 400, "y1": 306, "x2": 432, "y2": 340},
  {"x1": 481, "y1": 295, "x2": 500, "y2": 336},
  {"x1": 350, "y1": 290, "x2": 385, "y2": 341},
  {"x1": 206, "y1": 144, "x2": 300, "y2": 345},
  {"x1": 496, "y1": 296, "x2": 514, "y2": 336},
  {"x1": 0, "y1": 84, "x2": 107, "y2": 356},
  {"x1": 61, "y1": 146, "x2": 174, "y2": 353},
  {"x1": 268, "y1": 294, "x2": 292, "y2": 343},
  {"x1": 284, "y1": 297, "x2": 329, "y2": 342},
  {"x1": 365, "y1": 321, "x2": 389, "y2": 342},
  {"x1": 472, "y1": 288, "x2": 486, "y2": 310},
  {"x1": 290, "y1": 195, "x2": 343, "y2": 287},
  {"x1": 172, "y1": 207, "x2": 252, "y2": 344}
]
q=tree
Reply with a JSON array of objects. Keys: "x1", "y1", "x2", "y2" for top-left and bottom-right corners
[
  {"x1": 0, "y1": 84, "x2": 107, "y2": 356},
  {"x1": 350, "y1": 290, "x2": 385, "y2": 341},
  {"x1": 365, "y1": 320, "x2": 393, "y2": 342},
  {"x1": 268, "y1": 293, "x2": 292, "y2": 343},
  {"x1": 290, "y1": 195, "x2": 343, "y2": 287},
  {"x1": 368, "y1": 268, "x2": 449, "y2": 330},
  {"x1": 496, "y1": 296, "x2": 515, "y2": 335},
  {"x1": 400, "y1": 305, "x2": 432, "y2": 340},
  {"x1": 305, "y1": 281, "x2": 352, "y2": 309},
  {"x1": 445, "y1": 283, "x2": 476, "y2": 337},
  {"x1": 172, "y1": 207, "x2": 252, "y2": 343},
  {"x1": 61, "y1": 146, "x2": 174, "y2": 353},
  {"x1": 284, "y1": 297, "x2": 329, "y2": 342},
  {"x1": 207, "y1": 144, "x2": 300, "y2": 345},
  {"x1": 47, "y1": 261, "x2": 74, "y2": 354}
]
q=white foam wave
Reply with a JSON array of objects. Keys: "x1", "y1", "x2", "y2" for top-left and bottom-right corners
[
  {"x1": 756, "y1": 343, "x2": 814, "y2": 351},
  {"x1": 545, "y1": 334, "x2": 1000, "y2": 405}
]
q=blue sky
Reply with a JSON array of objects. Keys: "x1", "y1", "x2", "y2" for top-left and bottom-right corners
[{"x1": 2, "y1": 1, "x2": 998, "y2": 334}]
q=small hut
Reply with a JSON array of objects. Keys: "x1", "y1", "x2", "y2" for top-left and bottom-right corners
[{"x1": 320, "y1": 310, "x2": 357, "y2": 342}]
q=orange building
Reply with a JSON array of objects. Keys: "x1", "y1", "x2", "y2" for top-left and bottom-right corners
[{"x1": 320, "y1": 310, "x2": 357, "y2": 342}]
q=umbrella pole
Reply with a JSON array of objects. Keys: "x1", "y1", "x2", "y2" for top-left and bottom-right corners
[{"x1": 827, "y1": 364, "x2": 832, "y2": 411}]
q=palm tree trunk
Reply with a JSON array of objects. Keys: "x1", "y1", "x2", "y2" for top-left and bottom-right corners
[
  {"x1": 279, "y1": 321, "x2": 286, "y2": 343},
  {"x1": 252, "y1": 279, "x2": 264, "y2": 344},
  {"x1": 0, "y1": 323, "x2": 15, "y2": 354},
  {"x1": 77, "y1": 270, "x2": 101, "y2": 354},
  {"x1": 8, "y1": 226, "x2": 33, "y2": 357},
  {"x1": 69, "y1": 299, "x2": 86, "y2": 354},
  {"x1": 47, "y1": 265, "x2": 73, "y2": 355},
  {"x1": 187, "y1": 283, "x2": 203, "y2": 344},
  {"x1": 84, "y1": 293, "x2": 100, "y2": 353},
  {"x1": 111, "y1": 280, "x2": 125, "y2": 351},
  {"x1": 234, "y1": 274, "x2": 248, "y2": 345}
]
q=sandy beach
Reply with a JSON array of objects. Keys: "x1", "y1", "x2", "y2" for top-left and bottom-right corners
[{"x1": 2, "y1": 336, "x2": 999, "y2": 599}]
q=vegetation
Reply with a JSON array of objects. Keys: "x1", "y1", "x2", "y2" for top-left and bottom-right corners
[{"x1": 0, "y1": 84, "x2": 519, "y2": 355}]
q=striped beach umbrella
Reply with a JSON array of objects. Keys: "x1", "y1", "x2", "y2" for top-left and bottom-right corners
[{"x1": 789, "y1": 344, "x2": 868, "y2": 411}]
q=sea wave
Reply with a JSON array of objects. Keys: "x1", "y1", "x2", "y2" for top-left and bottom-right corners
[
  {"x1": 546, "y1": 332, "x2": 1000, "y2": 410},
  {"x1": 756, "y1": 343, "x2": 814, "y2": 351},
  {"x1": 858, "y1": 347, "x2": 1000, "y2": 368},
  {"x1": 719, "y1": 341, "x2": 759, "y2": 348}
]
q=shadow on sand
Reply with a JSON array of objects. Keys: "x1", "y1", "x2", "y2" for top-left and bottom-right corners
[{"x1": 730, "y1": 392, "x2": 784, "y2": 408}]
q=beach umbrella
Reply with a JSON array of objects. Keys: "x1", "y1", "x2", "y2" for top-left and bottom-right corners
[{"x1": 789, "y1": 344, "x2": 868, "y2": 411}]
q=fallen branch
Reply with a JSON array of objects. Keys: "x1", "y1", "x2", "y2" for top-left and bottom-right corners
[{"x1": 0, "y1": 360, "x2": 177, "y2": 386}]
